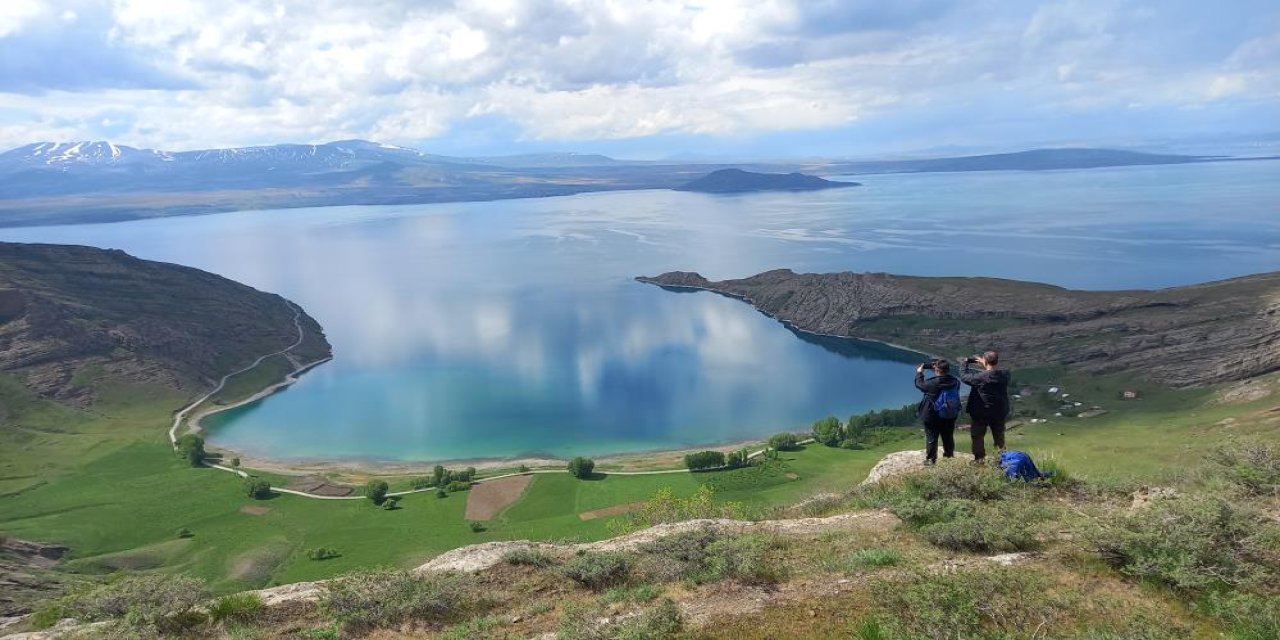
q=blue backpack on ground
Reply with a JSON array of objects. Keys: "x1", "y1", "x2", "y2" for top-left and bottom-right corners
[
  {"x1": 932, "y1": 386, "x2": 961, "y2": 420},
  {"x1": 999, "y1": 450, "x2": 1046, "y2": 481}
]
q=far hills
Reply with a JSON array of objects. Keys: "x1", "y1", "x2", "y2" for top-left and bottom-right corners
[
  {"x1": 675, "y1": 168, "x2": 859, "y2": 193},
  {"x1": 638, "y1": 269, "x2": 1280, "y2": 388},
  {"x1": 0, "y1": 242, "x2": 330, "y2": 405},
  {"x1": 0, "y1": 141, "x2": 1252, "y2": 227}
]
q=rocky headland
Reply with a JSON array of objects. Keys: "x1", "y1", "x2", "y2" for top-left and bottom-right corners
[
  {"x1": 0, "y1": 242, "x2": 331, "y2": 405},
  {"x1": 674, "y1": 168, "x2": 860, "y2": 193},
  {"x1": 637, "y1": 269, "x2": 1280, "y2": 387}
]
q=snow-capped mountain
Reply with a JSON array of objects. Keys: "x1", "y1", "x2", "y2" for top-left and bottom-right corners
[{"x1": 2, "y1": 141, "x2": 171, "y2": 168}]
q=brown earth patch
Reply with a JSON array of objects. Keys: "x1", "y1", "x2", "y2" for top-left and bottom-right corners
[
  {"x1": 285, "y1": 475, "x2": 353, "y2": 497},
  {"x1": 464, "y1": 474, "x2": 534, "y2": 521},
  {"x1": 785, "y1": 473, "x2": 800, "y2": 480},
  {"x1": 240, "y1": 505, "x2": 271, "y2": 516},
  {"x1": 229, "y1": 545, "x2": 291, "y2": 584},
  {"x1": 579, "y1": 501, "x2": 646, "y2": 521}
]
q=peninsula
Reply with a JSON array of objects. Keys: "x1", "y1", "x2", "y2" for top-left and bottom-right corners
[{"x1": 637, "y1": 269, "x2": 1280, "y2": 387}]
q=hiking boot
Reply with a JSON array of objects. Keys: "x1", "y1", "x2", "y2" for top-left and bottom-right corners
[{"x1": 923, "y1": 459, "x2": 936, "y2": 466}]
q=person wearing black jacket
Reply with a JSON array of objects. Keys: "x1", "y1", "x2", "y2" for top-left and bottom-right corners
[
  {"x1": 961, "y1": 350, "x2": 1011, "y2": 463},
  {"x1": 915, "y1": 359, "x2": 961, "y2": 465}
]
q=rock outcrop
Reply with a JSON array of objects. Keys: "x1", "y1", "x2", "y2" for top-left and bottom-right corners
[
  {"x1": 0, "y1": 242, "x2": 331, "y2": 404},
  {"x1": 638, "y1": 269, "x2": 1280, "y2": 387}
]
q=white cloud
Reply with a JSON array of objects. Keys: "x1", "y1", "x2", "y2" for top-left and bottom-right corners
[{"x1": 0, "y1": 0, "x2": 1275, "y2": 151}]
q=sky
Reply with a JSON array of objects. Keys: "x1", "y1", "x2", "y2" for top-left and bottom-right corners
[{"x1": 0, "y1": 0, "x2": 1277, "y2": 159}]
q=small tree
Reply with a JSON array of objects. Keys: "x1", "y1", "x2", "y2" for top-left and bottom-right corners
[
  {"x1": 244, "y1": 478, "x2": 271, "y2": 499},
  {"x1": 812, "y1": 416, "x2": 843, "y2": 447},
  {"x1": 382, "y1": 496, "x2": 400, "y2": 510},
  {"x1": 518, "y1": 464, "x2": 531, "y2": 473},
  {"x1": 230, "y1": 457, "x2": 241, "y2": 468},
  {"x1": 684, "y1": 450, "x2": 726, "y2": 470},
  {"x1": 568, "y1": 457, "x2": 595, "y2": 479},
  {"x1": 726, "y1": 448, "x2": 749, "y2": 469},
  {"x1": 432, "y1": 464, "x2": 446, "y2": 487},
  {"x1": 436, "y1": 487, "x2": 447, "y2": 499},
  {"x1": 365, "y1": 480, "x2": 389, "y2": 505},
  {"x1": 176, "y1": 434, "x2": 206, "y2": 467},
  {"x1": 768, "y1": 432, "x2": 800, "y2": 451},
  {"x1": 410, "y1": 476, "x2": 433, "y2": 490}
]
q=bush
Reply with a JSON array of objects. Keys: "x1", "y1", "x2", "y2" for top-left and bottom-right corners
[
  {"x1": 176, "y1": 433, "x2": 205, "y2": 467},
  {"x1": 874, "y1": 566, "x2": 1066, "y2": 639},
  {"x1": 382, "y1": 495, "x2": 400, "y2": 510},
  {"x1": 845, "y1": 548, "x2": 902, "y2": 569},
  {"x1": 559, "y1": 552, "x2": 632, "y2": 590},
  {"x1": 701, "y1": 534, "x2": 784, "y2": 585},
  {"x1": 29, "y1": 603, "x2": 66, "y2": 630},
  {"x1": 615, "y1": 486, "x2": 744, "y2": 533},
  {"x1": 324, "y1": 568, "x2": 470, "y2": 632},
  {"x1": 683, "y1": 450, "x2": 726, "y2": 470},
  {"x1": 812, "y1": 415, "x2": 843, "y2": 446},
  {"x1": 230, "y1": 457, "x2": 240, "y2": 468},
  {"x1": 176, "y1": 527, "x2": 194, "y2": 539},
  {"x1": 1201, "y1": 591, "x2": 1280, "y2": 640},
  {"x1": 503, "y1": 547, "x2": 556, "y2": 567},
  {"x1": 767, "y1": 432, "x2": 801, "y2": 451},
  {"x1": 918, "y1": 512, "x2": 1039, "y2": 552},
  {"x1": 308, "y1": 547, "x2": 341, "y2": 561},
  {"x1": 208, "y1": 592, "x2": 264, "y2": 625},
  {"x1": 447, "y1": 480, "x2": 472, "y2": 492},
  {"x1": 436, "y1": 487, "x2": 448, "y2": 498},
  {"x1": 1207, "y1": 441, "x2": 1280, "y2": 496},
  {"x1": 568, "y1": 456, "x2": 595, "y2": 478},
  {"x1": 59, "y1": 574, "x2": 210, "y2": 634},
  {"x1": 410, "y1": 476, "x2": 434, "y2": 490},
  {"x1": 902, "y1": 463, "x2": 1011, "y2": 501},
  {"x1": 244, "y1": 478, "x2": 271, "y2": 499},
  {"x1": 1083, "y1": 495, "x2": 1276, "y2": 592},
  {"x1": 469, "y1": 521, "x2": 485, "y2": 532},
  {"x1": 725, "y1": 448, "x2": 749, "y2": 469},
  {"x1": 364, "y1": 480, "x2": 389, "y2": 504},
  {"x1": 558, "y1": 598, "x2": 682, "y2": 640}
]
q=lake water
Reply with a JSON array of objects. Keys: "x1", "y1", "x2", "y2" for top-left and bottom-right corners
[{"x1": 2, "y1": 160, "x2": 1277, "y2": 462}]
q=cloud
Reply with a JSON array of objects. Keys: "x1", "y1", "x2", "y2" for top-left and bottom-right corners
[{"x1": 0, "y1": 0, "x2": 1275, "y2": 153}]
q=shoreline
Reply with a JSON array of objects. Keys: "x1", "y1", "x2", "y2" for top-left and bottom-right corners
[{"x1": 190, "y1": 355, "x2": 332, "y2": 434}]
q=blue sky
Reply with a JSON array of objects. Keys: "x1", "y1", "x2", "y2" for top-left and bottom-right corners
[{"x1": 0, "y1": 0, "x2": 1277, "y2": 158}]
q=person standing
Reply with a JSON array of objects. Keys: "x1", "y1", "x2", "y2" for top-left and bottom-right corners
[
  {"x1": 961, "y1": 350, "x2": 1011, "y2": 463},
  {"x1": 915, "y1": 359, "x2": 962, "y2": 465}
]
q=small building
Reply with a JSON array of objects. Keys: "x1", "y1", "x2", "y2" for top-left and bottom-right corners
[{"x1": 1122, "y1": 389, "x2": 1140, "y2": 400}]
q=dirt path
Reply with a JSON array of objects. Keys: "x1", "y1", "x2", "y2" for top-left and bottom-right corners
[{"x1": 464, "y1": 474, "x2": 534, "y2": 520}]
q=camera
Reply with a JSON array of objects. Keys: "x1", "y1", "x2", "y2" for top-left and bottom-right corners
[
  {"x1": 964, "y1": 355, "x2": 982, "y2": 364},
  {"x1": 920, "y1": 358, "x2": 945, "y2": 370}
]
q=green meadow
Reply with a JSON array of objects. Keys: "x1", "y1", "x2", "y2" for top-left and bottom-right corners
[{"x1": 2, "y1": 366, "x2": 1276, "y2": 594}]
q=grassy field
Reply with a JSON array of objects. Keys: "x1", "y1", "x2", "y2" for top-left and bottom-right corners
[{"x1": 2, "y1": 363, "x2": 1278, "y2": 596}]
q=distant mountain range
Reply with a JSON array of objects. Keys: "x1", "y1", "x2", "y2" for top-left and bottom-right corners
[
  {"x1": 675, "y1": 169, "x2": 859, "y2": 193},
  {"x1": 0, "y1": 140, "x2": 1263, "y2": 228}
]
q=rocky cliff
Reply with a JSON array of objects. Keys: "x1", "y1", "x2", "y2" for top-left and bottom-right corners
[
  {"x1": 0, "y1": 242, "x2": 330, "y2": 405},
  {"x1": 638, "y1": 269, "x2": 1280, "y2": 387}
]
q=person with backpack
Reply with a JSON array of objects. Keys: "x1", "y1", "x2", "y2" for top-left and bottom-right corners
[
  {"x1": 914, "y1": 359, "x2": 962, "y2": 465},
  {"x1": 961, "y1": 350, "x2": 1012, "y2": 463}
]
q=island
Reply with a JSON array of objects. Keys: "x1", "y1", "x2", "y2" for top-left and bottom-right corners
[
  {"x1": 637, "y1": 269, "x2": 1280, "y2": 388},
  {"x1": 673, "y1": 168, "x2": 860, "y2": 193}
]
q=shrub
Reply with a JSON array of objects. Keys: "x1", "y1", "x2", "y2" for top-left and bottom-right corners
[
  {"x1": 436, "y1": 487, "x2": 448, "y2": 498},
  {"x1": 519, "y1": 464, "x2": 531, "y2": 473},
  {"x1": 244, "y1": 478, "x2": 271, "y2": 499},
  {"x1": 208, "y1": 592, "x2": 264, "y2": 625},
  {"x1": 410, "y1": 476, "x2": 434, "y2": 490},
  {"x1": 503, "y1": 547, "x2": 556, "y2": 567},
  {"x1": 683, "y1": 450, "x2": 726, "y2": 470},
  {"x1": 918, "y1": 513, "x2": 1039, "y2": 552},
  {"x1": 308, "y1": 547, "x2": 341, "y2": 561},
  {"x1": 767, "y1": 432, "x2": 801, "y2": 451},
  {"x1": 1201, "y1": 591, "x2": 1280, "y2": 640},
  {"x1": 902, "y1": 463, "x2": 1011, "y2": 501},
  {"x1": 176, "y1": 527, "x2": 194, "y2": 538},
  {"x1": 324, "y1": 568, "x2": 470, "y2": 632},
  {"x1": 60, "y1": 574, "x2": 210, "y2": 634},
  {"x1": 29, "y1": 603, "x2": 66, "y2": 630},
  {"x1": 568, "y1": 456, "x2": 595, "y2": 478},
  {"x1": 469, "y1": 521, "x2": 486, "y2": 533},
  {"x1": 846, "y1": 548, "x2": 902, "y2": 569},
  {"x1": 1083, "y1": 495, "x2": 1275, "y2": 592},
  {"x1": 382, "y1": 495, "x2": 400, "y2": 510},
  {"x1": 447, "y1": 480, "x2": 472, "y2": 492},
  {"x1": 812, "y1": 416, "x2": 843, "y2": 446},
  {"x1": 615, "y1": 486, "x2": 744, "y2": 533},
  {"x1": 559, "y1": 552, "x2": 632, "y2": 590},
  {"x1": 701, "y1": 534, "x2": 784, "y2": 585},
  {"x1": 890, "y1": 497, "x2": 976, "y2": 527},
  {"x1": 1207, "y1": 441, "x2": 1280, "y2": 496},
  {"x1": 364, "y1": 480, "x2": 389, "y2": 504},
  {"x1": 176, "y1": 433, "x2": 205, "y2": 467},
  {"x1": 725, "y1": 448, "x2": 749, "y2": 469},
  {"x1": 602, "y1": 584, "x2": 660, "y2": 604},
  {"x1": 558, "y1": 598, "x2": 682, "y2": 640},
  {"x1": 874, "y1": 566, "x2": 1065, "y2": 638}
]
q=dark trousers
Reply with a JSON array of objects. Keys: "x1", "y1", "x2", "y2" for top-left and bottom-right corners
[
  {"x1": 924, "y1": 418, "x2": 956, "y2": 462},
  {"x1": 970, "y1": 417, "x2": 1006, "y2": 461}
]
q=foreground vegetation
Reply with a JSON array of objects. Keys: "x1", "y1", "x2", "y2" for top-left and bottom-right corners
[
  {"x1": 2, "y1": 368, "x2": 1278, "y2": 633},
  {"x1": 21, "y1": 438, "x2": 1279, "y2": 639}
]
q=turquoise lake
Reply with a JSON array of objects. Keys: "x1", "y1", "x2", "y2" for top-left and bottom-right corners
[{"x1": 2, "y1": 160, "x2": 1277, "y2": 462}]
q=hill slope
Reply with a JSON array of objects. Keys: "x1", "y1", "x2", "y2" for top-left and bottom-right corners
[
  {"x1": 674, "y1": 169, "x2": 859, "y2": 193},
  {"x1": 638, "y1": 269, "x2": 1280, "y2": 387},
  {"x1": 0, "y1": 242, "x2": 330, "y2": 405}
]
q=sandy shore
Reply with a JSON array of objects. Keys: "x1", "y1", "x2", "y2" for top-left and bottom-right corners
[{"x1": 208, "y1": 435, "x2": 782, "y2": 480}]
